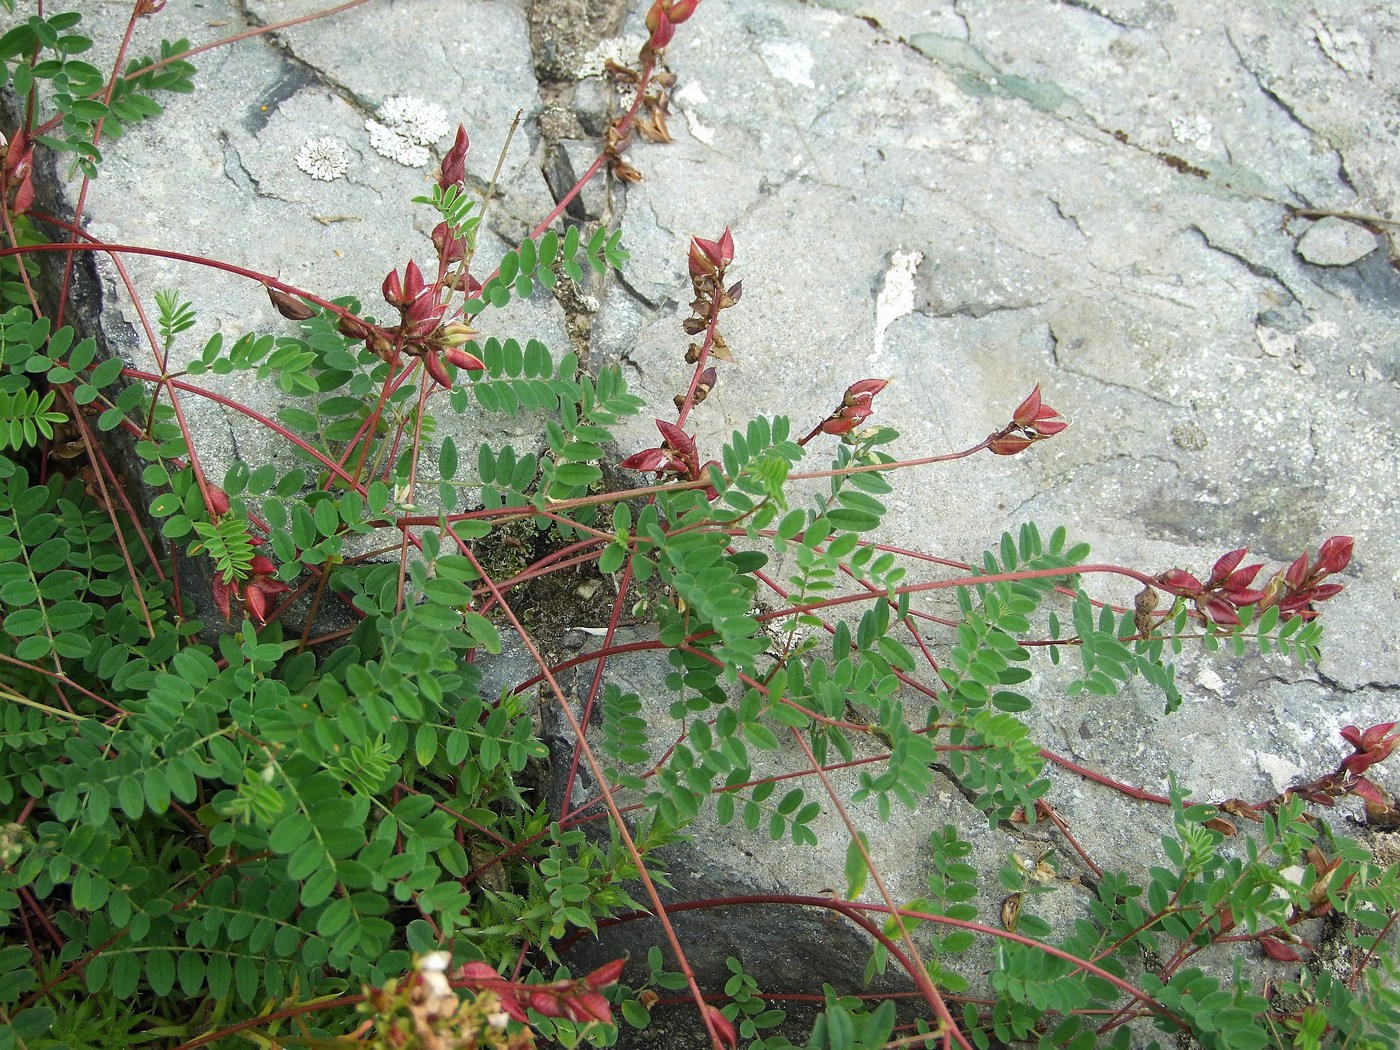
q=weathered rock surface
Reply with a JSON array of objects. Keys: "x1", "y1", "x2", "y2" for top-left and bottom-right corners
[{"x1": 23, "y1": 0, "x2": 1399, "y2": 1043}]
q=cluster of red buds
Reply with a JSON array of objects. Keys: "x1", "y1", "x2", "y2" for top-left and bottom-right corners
[
  {"x1": 1240, "y1": 720, "x2": 1397, "y2": 817},
  {"x1": 618, "y1": 230, "x2": 740, "y2": 487},
  {"x1": 1339, "y1": 721, "x2": 1399, "y2": 782},
  {"x1": 987, "y1": 385, "x2": 1068, "y2": 455},
  {"x1": 265, "y1": 125, "x2": 484, "y2": 389},
  {"x1": 601, "y1": 0, "x2": 691, "y2": 182},
  {"x1": 644, "y1": 0, "x2": 699, "y2": 56},
  {"x1": 202, "y1": 485, "x2": 291, "y2": 624},
  {"x1": 620, "y1": 417, "x2": 710, "y2": 482},
  {"x1": 455, "y1": 957, "x2": 626, "y2": 1031},
  {"x1": 211, "y1": 553, "x2": 290, "y2": 624},
  {"x1": 684, "y1": 229, "x2": 739, "y2": 362},
  {"x1": 0, "y1": 129, "x2": 34, "y2": 217},
  {"x1": 800, "y1": 378, "x2": 890, "y2": 444},
  {"x1": 1156, "y1": 535, "x2": 1352, "y2": 627}
]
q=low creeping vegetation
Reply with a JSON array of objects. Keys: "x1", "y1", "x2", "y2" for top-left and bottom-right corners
[{"x1": 0, "y1": 2, "x2": 1396, "y2": 1049}]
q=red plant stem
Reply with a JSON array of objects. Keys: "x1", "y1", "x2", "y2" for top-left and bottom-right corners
[
  {"x1": 560, "y1": 555, "x2": 638, "y2": 819},
  {"x1": 786, "y1": 727, "x2": 971, "y2": 1047},
  {"x1": 1034, "y1": 799, "x2": 1104, "y2": 879},
  {"x1": 93, "y1": 0, "x2": 379, "y2": 89},
  {"x1": 674, "y1": 276, "x2": 724, "y2": 431},
  {"x1": 523, "y1": 56, "x2": 658, "y2": 243},
  {"x1": 1038, "y1": 748, "x2": 1178, "y2": 806},
  {"x1": 18, "y1": 929, "x2": 127, "y2": 1013},
  {"x1": 17, "y1": 887, "x2": 63, "y2": 950},
  {"x1": 63, "y1": 388, "x2": 162, "y2": 628},
  {"x1": 0, "y1": 653, "x2": 128, "y2": 716},
  {"x1": 1347, "y1": 909, "x2": 1398, "y2": 990},
  {"x1": 50, "y1": 0, "x2": 146, "y2": 329},
  {"x1": 1, "y1": 234, "x2": 362, "y2": 318},
  {"x1": 171, "y1": 992, "x2": 369, "y2": 1050},
  {"x1": 445, "y1": 539, "x2": 726, "y2": 1050},
  {"x1": 587, "y1": 893, "x2": 1190, "y2": 1034},
  {"x1": 116, "y1": 366, "x2": 362, "y2": 486}
]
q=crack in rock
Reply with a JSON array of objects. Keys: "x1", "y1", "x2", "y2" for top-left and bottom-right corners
[
  {"x1": 1224, "y1": 28, "x2": 1320, "y2": 142},
  {"x1": 1187, "y1": 224, "x2": 1301, "y2": 306}
]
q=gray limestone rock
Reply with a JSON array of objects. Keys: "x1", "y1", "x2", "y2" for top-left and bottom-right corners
[
  {"x1": 14, "y1": 0, "x2": 1400, "y2": 1043},
  {"x1": 1295, "y1": 216, "x2": 1379, "y2": 267}
]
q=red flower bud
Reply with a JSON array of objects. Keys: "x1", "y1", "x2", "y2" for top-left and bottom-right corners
[
  {"x1": 3, "y1": 134, "x2": 34, "y2": 216},
  {"x1": 820, "y1": 401, "x2": 873, "y2": 436},
  {"x1": 211, "y1": 573, "x2": 233, "y2": 622},
  {"x1": 1225, "y1": 587, "x2": 1267, "y2": 607},
  {"x1": 424, "y1": 351, "x2": 453, "y2": 388},
  {"x1": 266, "y1": 285, "x2": 316, "y2": 321},
  {"x1": 432, "y1": 221, "x2": 464, "y2": 263},
  {"x1": 1260, "y1": 935, "x2": 1302, "y2": 963},
  {"x1": 1341, "y1": 722, "x2": 1397, "y2": 754},
  {"x1": 700, "y1": 459, "x2": 721, "y2": 500},
  {"x1": 1284, "y1": 551, "x2": 1310, "y2": 589},
  {"x1": 583, "y1": 958, "x2": 626, "y2": 989},
  {"x1": 619, "y1": 447, "x2": 671, "y2": 473},
  {"x1": 717, "y1": 228, "x2": 734, "y2": 266},
  {"x1": 457, "y1": 962, "x2": 499, "y2": 981},
  {"x1": 451, "y1": 270, "x2": 483, "y2": 296},
  {"x1": 689, "y1": 236, "x2": 719, "y2": 278},
  {"x1": 337, "y1": 313, "x2": 372, "y2": 340},
  {"x1": 244, "y1": 585, "x2": 269, "y2": 624},
  {"x1": 693, "y1": 366, "x2": 718, "y2": 405},
  {"x1": 843, "y1": 377, "x2": 890, "y2": 406},
  {"x1": 819, "y1": 416, "x2": 859, "y2": 437},
  {"x1": 444, "y1": 346, "x2": 485, "y2": 371},
  {"x1": 1315, "y1": 535, "x2": 1353, "y2": 575},
  {"x1": 529, "y1": 989, "x2": 568, "y2": 1018},
  {"x1": 1224, "y1": 563, "x2": 1264, "y2": 592},
  {"x1": 656, "y1": 418, "x2": 696, "y2": 458},
  {"x1": 1209, "y1": 548, "x2": 1248, "y2": 587},
  {"x1": 402, "y1": 260, "x2": 427, "y2": 303},
  {"x1": 1351, "y1": 777, "x2": 1388, "y2": 806},
  {"x1": 566, "y1": 990, "x2": 612, "y2": 1024},
  {"x1": 249, "y1": 554, "x2": 279, "y2": 577},
  {"x1": 703, "y1": 1002, "x2": 738, "y2": 1048},
  {"x1": 667, "y1": 0, "x2": 698, "y2": 22},
  {"x1": 1157, "y1": 569, "x2": 1203, "y2": 593},
  {"x1": 439, "y1": 125, "x2": 469, "y2": 189},
  {"x1": 205, "y1": 485, "x2": 230, "y2": 519},
  {"x1": 382, "y1": 267, "x2": 404, "y2": 307},
  {"x1": 988, "y1": 432, "x2": 1033, "y2": 456},
  {"x1": 648, "y1": 9, "x2": 676, "y2": 50},
  {"x1": 244, "y1": 576, "x2": 290, "y2": 624},
  {"x1": 406, "y1": 290, "x2": 446, "y2": 335},
  {"x1": 1199, "y1": 595, "x2": 1241, "y2": 627},
  {"x1": 1012, "y1": 385, "x2": 1043, "y2": 427}
]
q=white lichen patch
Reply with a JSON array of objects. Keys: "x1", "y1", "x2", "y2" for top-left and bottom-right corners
[
  {"x1": 294, "y1": 136, "x2": 349, "y2": 181},
  {"x1": 366, "y1": 120, "x2": 429, "y2": 167},
  {"x1": 377, "y1": 96, "x2": 449, "y2": 145},
  {"x1": 365, "y1": 95, "x2": 450, "y2": 168},
  {"x1": 576, "y1": 37, "x2": 632, "y2": 79},
  {"x1": 1169, "y1": 114, "x2": 1213, "y2": 150}
]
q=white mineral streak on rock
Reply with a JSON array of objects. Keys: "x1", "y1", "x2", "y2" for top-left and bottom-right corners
[{"x1": 872, "y1": 250, "x2": 924, "y2": 361}]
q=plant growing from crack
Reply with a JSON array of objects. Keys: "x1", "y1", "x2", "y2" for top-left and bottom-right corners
[{"x1": 0, "y1": 2, "x2": 1395, "y2": 1050}]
